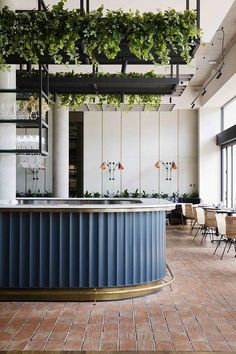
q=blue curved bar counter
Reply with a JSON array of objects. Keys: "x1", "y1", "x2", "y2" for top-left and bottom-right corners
[{"x1": 0, "y1": 198, "x2": 175, "y2": 301}]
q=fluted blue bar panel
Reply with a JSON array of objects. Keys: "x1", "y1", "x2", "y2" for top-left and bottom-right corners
[{"x1": 0, "y1": 211, "x2": 166, "y2": 288}]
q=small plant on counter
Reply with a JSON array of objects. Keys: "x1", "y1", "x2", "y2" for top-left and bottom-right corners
[
  {"x1": 81, "y1": 189, "x2": 200, "y2": 200},
  {"x1": 83, "y1": 190, "x2": 93, "y2": 197},
  {"x1": 16, "y1": 189, "x2": 52, "y2": 197}
]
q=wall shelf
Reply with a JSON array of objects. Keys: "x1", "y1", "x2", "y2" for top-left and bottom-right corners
[{"x1": 0, "y1": 65, "x2": 49, "y2": 155}]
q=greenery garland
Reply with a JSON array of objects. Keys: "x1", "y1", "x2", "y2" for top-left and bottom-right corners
[
  {"x1": 17, "y1": 70, "x2": 165, "y2": 79},
  {"x1": 0, "y1": 0, "x2": 201, "y2": 67},
  {"x1": 57, "y1": 93, "x2": 161, "y2": 111}
]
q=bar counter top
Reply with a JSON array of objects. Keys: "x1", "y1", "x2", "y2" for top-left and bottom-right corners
[{"x1": 0, "y1": 197, "x2": 175, "y2": 213}]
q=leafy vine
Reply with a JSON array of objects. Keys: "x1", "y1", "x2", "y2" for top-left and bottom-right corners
[{"x1": 0, "y1": 1, "x2": 201, "y2": 66}]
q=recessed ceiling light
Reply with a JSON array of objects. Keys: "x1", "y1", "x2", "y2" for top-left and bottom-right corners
[{"x1": 208, "y1": 60, "x2": 217, "y2": 65}]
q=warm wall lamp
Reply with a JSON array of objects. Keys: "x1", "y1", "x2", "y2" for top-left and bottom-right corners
[
  {"x1": 154, "y1": 160, "x2": 177, "y2": 181},
  {"x1": 100, "y1": 161, "x2": 124, "y2": 180}
]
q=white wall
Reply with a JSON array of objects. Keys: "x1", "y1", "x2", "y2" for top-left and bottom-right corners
[
  {"x1": 198, "y1": 107, "x2": 221, "y2": 204},
  {"x1": 84, "y1": 110, "x2": 198, "y2": 196}
]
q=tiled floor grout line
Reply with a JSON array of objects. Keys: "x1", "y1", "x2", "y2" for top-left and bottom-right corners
[
  {"x1": 0, "y1": 302, "x2": 27, "y2": 332},
  {"x1": 4, "y1": 303, "x2": 39, "y2": 349},
  {"x1": 62, "y1": 303, "x2": 81, "y2": 350},
  {"x1": 4, "y1": 302, "x2": 49, "y2": 350},
  {"x1": 80, "y1": 302, "x2": 93, "y2": 350},
  {"x1": 26, "y1": 302, "x2": 60, "y2": 350},
  {"x1": 41, "y1": 302, "x2": 67, "y2": 350},
  {"x1": 132, "y1": 298, "x2": 138, "y2": 350},
  {"x1": 145, "y1": 295, "x2": 157, "y2": 350},
  {"x1": 98, "y1": 302, "x2": 106, "y2": 350},
  {"x1": 202, "y1": 303, "x2": 234, "y2": 351}
]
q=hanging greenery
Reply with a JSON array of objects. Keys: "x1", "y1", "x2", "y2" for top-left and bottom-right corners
[
  {"x1": 17, "y1": 70, "x2": 165, "y2": 79},
  {"x1": 0, "y1": 1, "x2": 201, "y2": 67},
  {"x1": 16, "y1": 70, "x2": 163, "y2": 111},
  {"x1": 57, "y1": 93, "x2": 161, "y2": 111}
]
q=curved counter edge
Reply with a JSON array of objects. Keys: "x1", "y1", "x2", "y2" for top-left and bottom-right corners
[
  {"x1": 0, "y1": 268, "x2": 174, "y2": 301},
  {"x1": 0, "y1": 198, "x2": 176, "y2": 213}
]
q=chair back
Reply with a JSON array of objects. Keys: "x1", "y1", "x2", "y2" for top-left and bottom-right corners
[
  {"x1": 193, "y1": 206, "x2": 198, "y2": 221},
  {"x1": 181, "y1": 204, "x2": 186, "y2": 216},
  {"x1": 195, "y1": 207, "x2": 205, "y2": 225},
  {"x1": 185, "y1": 203, "x2": 194, "y2": 218},
  {"x1": 226, "y1": 216, "x2": 236, "y2": 238},
  {"x1": 215, "y1": 213, "x2": 226, "y2": 235},
  {"x1": 181, "y1": 203, "x2": 194, "y2": 218},
  {"x1": 204, "y1": 209, "x2": 217, "y2": 228}
]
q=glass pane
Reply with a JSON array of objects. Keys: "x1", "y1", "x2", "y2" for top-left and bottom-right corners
[
  {"x1": 222, "y1": 147, "x2": 227, "y2": 206},
  {"x1": 227, "y1": 146, "x2": 232, "y2": 208},
  {"x1": 233, "y1": 144, "x2": 236, "y2": 209},
  {"x1": 223, "y1": 98, "x2": 236, "y2": 130}
]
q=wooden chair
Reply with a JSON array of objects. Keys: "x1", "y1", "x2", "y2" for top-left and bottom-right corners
[
  {"x1": 194, "y1": 207, "x2": 205, "y2": 239},
  {"x1": 223, "y1": 216, "x2": 236, "y2": 259},
  {"x1": 213, "y1": 213, "x2": 227, "y2": 258},
  {"x1": 181, "y1": 203, "x2": 194, "y2": 231},
  {"x1": 201, "y1": 209, "x2": 217, "y2": 244}
]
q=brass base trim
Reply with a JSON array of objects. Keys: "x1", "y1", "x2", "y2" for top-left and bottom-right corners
[{"x1": 0, "y1": 264, "x2": 174, "y2": 302}]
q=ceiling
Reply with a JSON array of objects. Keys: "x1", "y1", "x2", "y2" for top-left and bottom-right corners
[{"x1": 9, "y1": 0, "x2": 236, "y2": 108}]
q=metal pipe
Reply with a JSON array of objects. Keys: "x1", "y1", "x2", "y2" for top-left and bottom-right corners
[
  {"x1": 176, "y1": 65, "x2": 179, "y2": 79},
  {"x1": 86, "y1": 0, "x2": 89, "y2": 13},
  {"x1": 197, "y1": 0, "x2": 200, "y2": 29},
  {"x1": 39, "y1": 65, "x2": 42, "y2": 154},
  {"x1": 27, "y1": 62, "x2": 32, "y2": 73},
  {"x1": 121, "y1": 60, "x2": 127, "y2": 74},
  {"x1": 38, "y1": 0, "x2": 47, "y2": 11},
  {"x1": 186, "y1": 0, "x2": 190, "y2": 10},
  {"x1": 80, "y1": 0, "x2": 84, "y2": 13}
]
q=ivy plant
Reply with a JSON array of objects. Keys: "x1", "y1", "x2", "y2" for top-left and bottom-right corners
[
  {"x1": 0, "y1": 1, "x2": 201, "y2": 67},
  {"x1": 17, "y1": 70, "x2": 162, "y2": 111}
]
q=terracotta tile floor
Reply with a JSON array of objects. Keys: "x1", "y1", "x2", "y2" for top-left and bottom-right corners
[{"x1": 1, "y1": 225, "x2": 236, "y2": 351}]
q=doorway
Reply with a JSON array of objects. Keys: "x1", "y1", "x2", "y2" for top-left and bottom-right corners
[{"x1": 69, "y1": 112, "x2": 83, "y2": 197}]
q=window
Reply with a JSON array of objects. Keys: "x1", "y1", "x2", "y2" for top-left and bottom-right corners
[
  {"x1": 221, "y1": 97, "x2": 236, "y2": 208},
  {"x1": 221, "y1": 143, "x2": 236, "y2": 208},
  {"x1": 223, "y1": 97, "x2": 236, "y2": 130}
]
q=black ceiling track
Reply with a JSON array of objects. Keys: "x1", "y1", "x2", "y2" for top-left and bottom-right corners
[{"x1": 16, "y1": 76, "x2": 179, "y2": 95}]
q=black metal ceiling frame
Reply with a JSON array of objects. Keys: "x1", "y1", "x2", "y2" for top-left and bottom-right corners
[{"x1": 16, "y1": 75, "x2": 180, "y2": 96}]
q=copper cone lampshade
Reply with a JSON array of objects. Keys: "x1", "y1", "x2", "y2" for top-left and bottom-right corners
[
  {"x1": 117, "y1": 162, "x2": 124, "y2": 170},
  {"x1": 154, "y1": 161, "x2": 161, "y2": 168},
  {"x1": 171, "y1": 161, "x2": 177, "y2": 170},
  {"x1": 100, "y1": 162, "x2": 107, "y2": 170}
]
